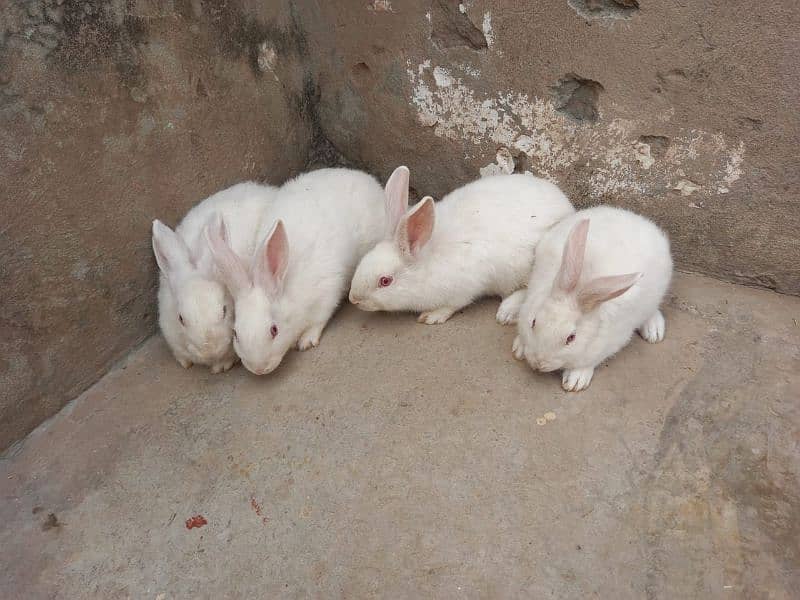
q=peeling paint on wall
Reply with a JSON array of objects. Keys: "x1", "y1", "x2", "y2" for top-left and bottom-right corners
[
  {"x1": 482, "y1": 12, "x2": 496, "y2": 48},
  {"x1": 407, "y1": 61, "x2": 745, "y2": 200}
]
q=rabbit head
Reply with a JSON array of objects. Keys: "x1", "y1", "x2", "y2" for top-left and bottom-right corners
[
  {"x1": 518, "y1": 219, "x2": 641, "y2": 372},
  {"x1": 349, "y1": 166, "x2": 437, "y2": 311},
  {"x1": 207, "y1": 218, "x2": 295, "y2": 375},
  {"x1": 152, "y1": 217, "x2": 233, "y2": 363}
]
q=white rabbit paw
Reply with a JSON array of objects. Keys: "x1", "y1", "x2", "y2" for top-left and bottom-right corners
[
  {"x1": 512, "y1": 335, "x2": 525, "y2": 360},
  {"x1": 496, "y1": 290, "x2": 526, "y2": 325},
  {"x1": 297, "y1": 325, "x2": 324, "y2": 351},
  {"x1": 561, "y1": 367, "x2": 594, "y2": 392},
  {"x1": 418, "y1": 307, "x2": 456, "y2": 325},
  {"x1": 210, "y1": 359, "x2": 236, "y2": 374},
  {"x1": 638, "y1": 310, "x2": 665, "y2": 343},
  {"x1": 177, "y1": 357, "x2": 193, "y2": 369}
]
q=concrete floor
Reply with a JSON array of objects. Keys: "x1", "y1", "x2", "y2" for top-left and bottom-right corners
[{"x1": 1, "y1": 273, "x2": 798, "y2": 599}]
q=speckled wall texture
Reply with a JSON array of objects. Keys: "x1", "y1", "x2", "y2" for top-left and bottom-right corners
[
  {"x1": 0, "y1": 0, "x2": 313, "y2": 449},
  {"x1": 2, "y1": 0, "x2": 798, "y2": 448}
]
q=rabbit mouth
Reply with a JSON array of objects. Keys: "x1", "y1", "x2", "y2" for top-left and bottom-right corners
[
  {"x1": 349, "y1": 296, "x2": 379, "y2": 312},
  {"x1": 242, "y1": 357, "x2": 281, "y2": 376}
]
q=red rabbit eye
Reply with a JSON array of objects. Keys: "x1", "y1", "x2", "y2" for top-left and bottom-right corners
[
  {"x1": 378, "y1": 276, "x2": 393, "y2": 288},
  {"x1": 566, "y1": 333, "x2": 576, "y2": 345},
  {"x1": 270, "y1": 324, "x2": 278, "y2": 338}
]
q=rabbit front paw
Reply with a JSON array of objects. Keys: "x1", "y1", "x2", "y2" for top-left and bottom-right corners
[
  {"x1": 210, "y1": 359, "x2": 236, "y2": 374},
  {"x1": 512, "y1": 335, "x2": 525, "y2": 360},
  {"x1": 561, "y1": 367, "x2": 594, "y2": 392},
  {"x1": 297, "y1": 324, "x2": 324, "y2": 351},
  {"x1": 417, "y1": 307, "x2": 456, "y2": 324},
  {"x1": 638, "y1": 310, "x2": 665, "y2": 343},
  {"x1": 496, "y1": 290, "x2": 526, "y2": 325}
]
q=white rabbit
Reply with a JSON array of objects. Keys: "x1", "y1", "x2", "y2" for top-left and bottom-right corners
[
  {"x1": 206, "y1": 168, "x2": 385, "y2": 376},
  {"x1": 348, "y1": 168, "x2": 575, "y2": 324},
  {"x1": 153, "y1": 181, "x2": 277, "y2": 372},
  {"x1": 512, "y1": 206, "x2": 673, "y2": 392}
]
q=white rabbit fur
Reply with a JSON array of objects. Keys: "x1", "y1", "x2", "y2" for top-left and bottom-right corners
[
  {"x1": 154, "y1": 181, "x2": 277, "y2": 372},
  {"x1": 348, "y1": 168, "x2": 575, "y2": 324},
  {"x1": 512, "y1": 205, "x2": 673, "y2": 392},
  {"x1": 206, "y1": 168, "x2": 385, "y2": 376}
]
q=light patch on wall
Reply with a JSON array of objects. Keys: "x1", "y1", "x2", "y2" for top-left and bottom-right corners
[
  {"x1": 457, "y1": 63, "x2": 481, "y2": 78},
  {"x1": 480, "y1": 147, "x2": 516, "y2": 177},
  {"x1": 257, "y1": 42, "x2": 279, "y2": 82},
  {"x1": 368, "y1": 0, "x2": 394, "y2": 12},
  {"x1": 433, "y1": 66, "x2": 455, "y2": 88},
  {"x1": 718, "y1": 142, "x2": 744, "y2": 193},
  {"x1": 482, "y1": 12, "x2": 498, "y2": 51},
  {"x1": 407, "y1": 61, "x2": 745, "y2": 199},
  {"x1": 674, "y1": 179, "x2": 701, "y2": 196}
]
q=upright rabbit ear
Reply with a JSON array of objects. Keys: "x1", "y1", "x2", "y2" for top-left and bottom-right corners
[
  {"x1": 254, "y1": 220, "x2": 289, "y2": 295},
  {"x1": 577, "y1": 272, "x2": 642, "y2": 312},
  {"x1": 194, "y1": 213, "x2": 226, "y2": 275},
  {"x1": 384, "y1": 166, "x2": 410, "y2": 235},
  {"x1": 205, "y1": 216, "x2": 250, "y2": 296},
  {"x1": 556, "y1": 219, "x2": 590, "y2": 294},
  {"x1": 397, "y1": 196, "x2": 435, "y2": 258},
  {"x1": 152, "y1": 220, "x2": 192, "y2": 278}
]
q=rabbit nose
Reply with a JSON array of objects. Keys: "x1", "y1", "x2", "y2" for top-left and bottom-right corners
[{"x1": 349, "y1": 292, "x2": 360, "y2": 305}]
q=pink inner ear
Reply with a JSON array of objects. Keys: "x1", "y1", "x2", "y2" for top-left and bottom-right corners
[
  {"x1": 577, "y1": 272, "x2": 642, "y2": 312},
  {"x1": 557, "y1": 219, "x2": 590, "y2": 293},
  {"x1": 205, "y1": 219, "x2": 251, "y2": 295},
  {"x1": 404, "y1": 197, "x2": 435, "y2": 255},
  {"x1": 267, "y1": 222, "x2": 288, "y2": 280},
  {"x1": 256, "y1": 220, "x2": 289, "y2": 293},
  {"x1": 384, "y1": 166, "x2": 410, "y2": 235},
  {"x1": 152, "y1": 220, "x2": 192, "y2": 275}
]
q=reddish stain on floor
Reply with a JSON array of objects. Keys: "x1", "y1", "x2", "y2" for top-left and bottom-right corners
[
  {"x1": 185, "y1": 515, "x2": 207, "y2": 529},
  {"x1": 250, "y1": 497, "x2": 269, "y2": 525}
]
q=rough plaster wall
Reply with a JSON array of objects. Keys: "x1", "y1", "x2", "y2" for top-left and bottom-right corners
[
  {"x1": 0, "y1": 0, "x2": 313, "y2": 449},
  {"x1": 302, "y1": 0, "x2": 800, "y2": 293}
]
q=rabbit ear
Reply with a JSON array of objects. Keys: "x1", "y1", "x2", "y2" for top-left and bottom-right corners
[
  {"x1": 194, "y1": 213, "x2": 226, "y2": 275},
  {"x1": 205, "y1": 215, "x2": 250, "y2": 296},
  {"x1": 152, "y1": 220, "x2": 192, "y2": 277},
  {"x1": 556, "y1": 219, "x2": 590, "y2": 294},
  {"x1": 577, "y1": 272, "x2": 642, "y2": 312},
  {"x1": 384, "y1": 166, "x2": 410, "y2": 235},
  {"x1": 397, "y1": 196, "x2": 435, "y2": 258},
  {"x1": 254, "y1": 220, "x2": 289, "y2": 295}
]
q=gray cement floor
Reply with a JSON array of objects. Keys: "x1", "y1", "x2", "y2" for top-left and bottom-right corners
[{"x1": 1, "y1": 273, "x2": 799, "y2": 599}]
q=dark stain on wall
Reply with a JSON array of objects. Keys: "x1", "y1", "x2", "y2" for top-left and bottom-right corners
[
  {"x1": 55, "y1": 0, "x2": 147, "y2": 87},
  {"x1": 551, "y1": 74, "x2": 604, "y2": 123},
  {"x1": 568, "y1": 0, "x2": 639, "y2": 21},
  {"x1": 430, "y1": 0, "x2": 488, "y2": 51}
]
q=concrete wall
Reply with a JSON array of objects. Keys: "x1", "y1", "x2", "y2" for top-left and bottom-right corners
[
  {"x1": 0, "y1": 0, "x2": 312, "y2": 449},
  {"x1": 299, "y1": 0, "x2": 800, "y2": 294},
  {"x1": 2, "y1": 0, "x2": 798, "y2": 448}
]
